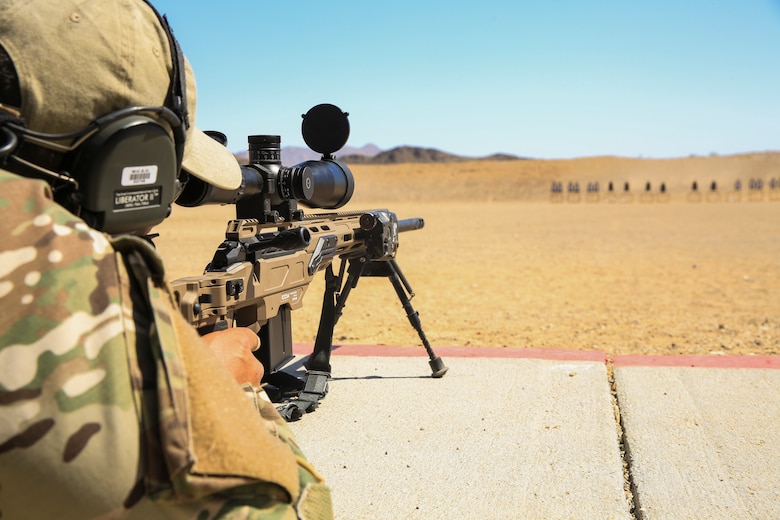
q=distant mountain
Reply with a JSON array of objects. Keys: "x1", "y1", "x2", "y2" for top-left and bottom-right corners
[
  {"x1": 234, "y1": 144, "x2": 522, "y2": 166},
  {"x1": 339, "y1": 143, "x2": 383, "y2": 159},
  {"x1": 339, "y1": 146, "x2": 524, "y2": 164}
]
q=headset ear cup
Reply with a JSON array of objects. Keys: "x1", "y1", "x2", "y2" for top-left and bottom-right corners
[{"x1": 69, "y1": 115, "x2": 178, "y2": 234}]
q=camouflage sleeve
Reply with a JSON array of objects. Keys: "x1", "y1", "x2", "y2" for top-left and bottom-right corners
[
  {"x1": 0, "y1": 170, "x2": 333, "y2": 519},
  {"x1": 0, "y1": 171, "x2": 146, "y2": 518}
]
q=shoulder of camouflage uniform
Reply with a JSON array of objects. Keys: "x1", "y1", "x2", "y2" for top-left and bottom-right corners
[{"x1": 0, "y1": 167, "x2": 144, "y2": 518}]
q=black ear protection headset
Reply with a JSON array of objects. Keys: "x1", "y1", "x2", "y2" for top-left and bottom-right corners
[{"x1": 0, "y1": 0, "x2": 189, "y2": 235}]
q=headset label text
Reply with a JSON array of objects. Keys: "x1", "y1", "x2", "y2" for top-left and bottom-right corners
[
  {"x1": 114, "y1": 187, "x2": 162, "y2": 211},
  {"x1": 121, "y1": 165, "x2": 158, "y2": 186}
]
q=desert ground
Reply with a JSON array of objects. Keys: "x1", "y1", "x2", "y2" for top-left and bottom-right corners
[{"x1": 155, "y1": 153, "x2": 780, "y2": 357}]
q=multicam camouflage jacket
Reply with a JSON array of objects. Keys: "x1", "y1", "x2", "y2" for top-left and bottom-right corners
[{"x1": 0, "y1": 169, "x2": 332, "y2": 519}]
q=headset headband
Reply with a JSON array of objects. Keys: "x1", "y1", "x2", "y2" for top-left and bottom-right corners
[{"x1": 142, "y1": 0, "x2": 190, "y2": 131}]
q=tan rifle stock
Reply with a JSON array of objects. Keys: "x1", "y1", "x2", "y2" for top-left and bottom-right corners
[{"x1": 171, "y1": 209, "x2": 446, "y2": 418}]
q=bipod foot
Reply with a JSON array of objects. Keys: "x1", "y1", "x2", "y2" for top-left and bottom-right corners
[
  {"x1": 429, "y1": 355, "x2": 448, "y2": 378},
  {"x1": 275, "y1": 370, "x2": 330, "y2": 422}
]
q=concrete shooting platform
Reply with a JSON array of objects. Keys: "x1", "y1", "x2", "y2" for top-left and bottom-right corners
[{"x1": 285, "y1": 344, "x2": 779, "y2": 520}]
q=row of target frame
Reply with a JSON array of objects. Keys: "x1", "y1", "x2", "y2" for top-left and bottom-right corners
[{"x1": 550, "y1": 178, "x2": 780, "y2": 203}]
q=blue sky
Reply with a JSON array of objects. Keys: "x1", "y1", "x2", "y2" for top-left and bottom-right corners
[{"x1": 153, "y1": 1, "x2": 780, "y2": 159}]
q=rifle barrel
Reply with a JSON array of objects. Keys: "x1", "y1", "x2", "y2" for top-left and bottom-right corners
[{"x1": 397, "y1": 217, "x2": 424, "y2": 233}]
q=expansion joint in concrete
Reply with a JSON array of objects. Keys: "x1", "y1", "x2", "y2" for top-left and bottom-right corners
[{"x1": 606, "y1": 358, "x2": 642, "y2": 520}]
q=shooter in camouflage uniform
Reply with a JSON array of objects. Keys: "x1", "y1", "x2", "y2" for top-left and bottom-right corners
[{"x1": 0, "y1": 0, "x2": 332, "y2": 518}]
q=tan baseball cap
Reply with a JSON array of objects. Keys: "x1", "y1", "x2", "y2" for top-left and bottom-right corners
[{"x1": 0, "y1": 0, "x2": 242, "y2": 190}]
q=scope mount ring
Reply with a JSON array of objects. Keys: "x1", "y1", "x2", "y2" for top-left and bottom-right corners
[{"x1": 301, "y1": 104, "x2": 350, "y2": 157}]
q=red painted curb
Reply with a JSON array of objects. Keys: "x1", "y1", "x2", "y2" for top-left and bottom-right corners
[{"x1": 292, "y1": 343, "x2": 779, "y2": 369}]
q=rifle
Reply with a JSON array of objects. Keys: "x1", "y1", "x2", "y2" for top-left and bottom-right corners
[{"x1": 170, "y1": 105, "x2": 447, "y2": 420}]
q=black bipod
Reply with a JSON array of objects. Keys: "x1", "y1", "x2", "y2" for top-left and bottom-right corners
[{"x1": 281, "y1": 256, "x2": 448, "y2": 420}]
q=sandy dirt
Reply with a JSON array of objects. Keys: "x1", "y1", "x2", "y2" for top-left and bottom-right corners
[{"x1": 155, "y1": 153, "x2": 780, "y2": 357}]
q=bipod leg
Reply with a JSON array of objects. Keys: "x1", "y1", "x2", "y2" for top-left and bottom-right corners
[
  {"x1": 333, "y1": 257, "x2": 368, "y2": 327},
  {"x1": 290, "y1": 264, "x2": 340, "y2": 417},
  {"x1": 306, "y1": 263, "x2": 340, "y2": 374},
  {"x1": 283, "y1": 259, "x2": 370, "y2": 420},
  {"x1": 382, "y1": 259, "x2": 448, "y2": 378}
]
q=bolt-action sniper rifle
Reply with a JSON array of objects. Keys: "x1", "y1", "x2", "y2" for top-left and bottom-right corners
[{"x1": 170, "y1": 105, "x2": 447, "y2": 420}]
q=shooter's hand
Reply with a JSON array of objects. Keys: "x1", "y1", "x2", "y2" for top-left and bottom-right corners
[{"x1": 202, "y1": 328, "x2": 264, "y2": 386}]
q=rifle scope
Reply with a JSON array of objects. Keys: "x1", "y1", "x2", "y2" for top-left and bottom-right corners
[
  {"x1": 176, "y1": 139, "x2": 354, "y2": 210},
  {"x1": 176, "y1": 104, "x2": 355, "y2": 213}
]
